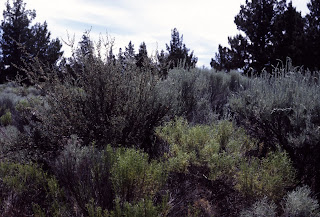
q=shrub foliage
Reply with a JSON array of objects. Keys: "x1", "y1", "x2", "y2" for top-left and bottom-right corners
[
  {"x1": 157, "y1": 118, "x2": 296, "y2": 202},
  {"x1": 230, "y1": 68, "x2": 320, "y2": 193},
  {"x1": 0, "y1": 162, "x2": 67, "y2": 216},
  {"x1": 1, "y1": 33, "x2": 320, "y2": 215}
]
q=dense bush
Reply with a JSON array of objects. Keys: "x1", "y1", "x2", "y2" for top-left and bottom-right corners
[
  {"x1": 0, "y1": 83, "x2": 41, "y2": 129},
  {"x1": 0, "y1": 110, "x2": 12, "y2": 126},
  {"x1": 23, "y1": 44, "x2": 171, "y2": 160},
  {"x1": 240, "y1": 197, "x2": 277, "y2": 217},
  {"x1": 54, "y1": 136, "x2": 168, "y2": 216},
  {"x1": 283, "y1": 185, "x2": 320, "y2": 217},
  {"x1": 160, "y1": 68, "x2": 249, "y2": 124},
  {"x1": 2, "y1": 34, "x2": 319, "y2": 215},
  {"x1": 0, "y1": 95, "x2": 18, "y2": 128},
  {"x1": 0, "y1": 162, "x2": 67, "y2": 216},
  {"x1": 111, "y1": 147, "x2": 167, "y2": 203},
  {"x1": 157, "y1": 118, "x2": 296, "y2": 203},
  {"x1": 236, "y1": 151, "x2": 296, "y2": 201},
  {"x1": 0, "y1": 125, "x2": 23, "y2": 161},
  {"x1": 86, "y1": 197, "x2": 169, "y2": 217},
  {"x1": 54, "y1": 137, "x2": 115, "y2": 215},
  {"x1": 240, "y1": 185, "x2": 320, "y2": 217},
  {"x1": 156, "y1": 118, "x2": 255, "y2": 177},
  {"x1": 10, "y1": 50, "x2": 250, "y2": 161},
  {"x1": 0, "y1": 83, "x2": 43, "y2": 161},
  {"x1": 230, "y1": 68, "x2": 320, "y2": 193}
]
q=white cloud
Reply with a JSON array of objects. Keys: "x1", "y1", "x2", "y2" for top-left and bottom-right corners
[{"x1": 12, "y1": 0, "x2": 311, "y2": 67}]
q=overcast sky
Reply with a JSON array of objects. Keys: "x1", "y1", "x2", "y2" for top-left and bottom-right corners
[{"x1": 1, "y1": 0, "x2": 310, "y2": 67}]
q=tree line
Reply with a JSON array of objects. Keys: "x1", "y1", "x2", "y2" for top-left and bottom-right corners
[
  {"x1": 211, "y1": 0, "x2": 320, "y2": 74},
  {"x1": 0, "y1": 0, "x2": 197, "y2": 84},
  {"x1": 1, "y1": 0, "x2": 320, "y2": 83}
]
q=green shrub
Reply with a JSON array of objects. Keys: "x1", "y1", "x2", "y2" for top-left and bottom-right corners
[
  {"x1": 111, "y1": 147, "x2": 167, "y2": 203},
  {"x1": 112, "y1": 197, "x2": 169, "y2": 217},
  {"x1": 237, "y1": 157, "x2": 261, "y2": 198},
  {"x1": 283, "y1": 185, "x2": 320, "y2": 217},
  {"x1": 86, "y1": 197, "x2": 169, "y2": 217},
  {"x1": 240, "y1": 197, "x2": 277, "y2": 217},
  {"x1": 0, "y1": 110, "x2": 12, "y2": 126},
  {"x1": 156, "y1": 117, "x2": 219, "y2": 173},
  {"x1": 54, "y1": 139, "x2": 167, "y2": 216},
  {"x1": 260, "y1": 151, "x2": 296, "y2": 199},
  {"x1": 236, "y1": 151, "x2": 296, "y2": 201},
  {"x1": 156, "y1": 118, "x2": 256, "y2": 180},
  {"x1": 0, "y1": 162, "x2": 67, "y2": 216},
  {"x1": 86, "y1": 199, "x2": 110, "y2": 217},
  {"x1": 15, "y1": 99, "x2": 30, "y2": 112}
]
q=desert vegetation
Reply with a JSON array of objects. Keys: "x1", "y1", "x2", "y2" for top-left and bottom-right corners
[
  {"x1": 1, "y1": 51, "x2": 320, "y2": 216},
  {"x1": 1, "y1": 0, "x2": 320, "y2": 216}
]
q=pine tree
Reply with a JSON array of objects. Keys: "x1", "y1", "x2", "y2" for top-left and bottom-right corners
[
  {"x1": 0, "y1": 0, "x2": 63, "y2": 83},
  {"x1": 118, "y1": 47, "x2": 125, "y2": 67},
  {"x1": 66, "y1": 31, "x2": 94, "y2": 78},
  {"x1": 135, "y1": 42, "x2": 148, "y2": 67},
  {"x1": 228, "y1": 34, "x2": 250, "y2": 71},
  {"x1": 305, "y1": 0, "x2": 320, "y2": 70},
  {"x1": 272, "y1": 2, "x2": 305, "y2": 66},
  {"x1": 157, "y1": 49, "x2": 169, "y2": 78},
  {"x1": 0, "y1": 0, "x2": 35, "y2": 82},
  {"x1": 210, "y1": 45, "x2": 233, "y2": 72},
  {"x1": 234, "y1": 0, "x2": 279, "y2": 73},
  {"x1": 210, "y1": 35, "x2": 249, "y2": 72},
  {"x1": 107, "y1": 46, "x2": 116, "y2": 65},
  {"x1": 78, "y1": 31, "x2": 94, "y2": 58},
  {"x1": 124, "y1": 41, "x2": 135, "y2": 61},
  {"x1": 28, "y1": 21, "x2": 63, "y2": 64},
  {"x1": 166, "y1": 28, "x2": 197, "y2": 69}
]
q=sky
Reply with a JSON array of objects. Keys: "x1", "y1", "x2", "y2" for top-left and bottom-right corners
[{"x1": 0, "y1": 0, "x2": 311, "y2": 67}]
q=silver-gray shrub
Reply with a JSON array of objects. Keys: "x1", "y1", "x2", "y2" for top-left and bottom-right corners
[
  {"x1": 283, "y1": 185, "x2": 320, "y2": 217},
  {"x1": 0, "y1": 82, "x2": 42, "y2": 130},
  {"x1": 161, "y1": 68, "x2": 250, "y2": 124},
  {"x1": 240, "y1": 197, "x2": 277, "y2": 217},
  {"x1": 54, "y1": 136, "x2": 115, "y2": 215},
  {"x1": 229, "y1": 66, "x2": 320, "y2": 193}
]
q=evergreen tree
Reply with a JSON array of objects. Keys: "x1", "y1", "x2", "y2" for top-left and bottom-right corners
[
  {"x1": 274, "y1": 2, "x2": 305, "y2": 66},
  {"x1": 210, "y1": 45, "x2": 233, "y2": 72},
  {"x1": 210, "y1": 35, "x2": 249, "y2": 72},
  {"x1": 135, "y1": 42, "x2": 148, "y2": 67},
  {"x1": 228, "y1": 34, "x2": 250, "y2": 70},
  {"x1": 234, "y1": 0, "x2": 279, "y2": 73},
  {"x1": 124, "y1": 41, "x2": 135, "y2": 61},
  {"x1": 0, "y1": 0, "x2": 63, "y2": 83},
  {"x1": 305, "y1": 0, "x2": 320, "y2": 70},
  {"x1": 0, "y1": 0, "x2": 35, "y2": 82},
  {"x1": 28, "y1": 21, "x2": 63, "y2": 64},
  {"x1": 107, "y1": 46, "x2": 116, "y2": 65},
  {"x1": 78, "y1": 31, "x2": 94, "y2": 58},
  {"x1": 0, "y1": 30, "x2": 3, "y2": 74},
  {"x1": 118, "y1": 47, "x2": 125, "y2": 67},
  {"x1": 166, "y1": 28, "x2": 197, "y2": 69},
  {"x1": 66, "y1": 31, "x2": 94, "y2": 78},
  {"x1": 157, "y1": 49, "x2": 169, "y2": 78}
]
